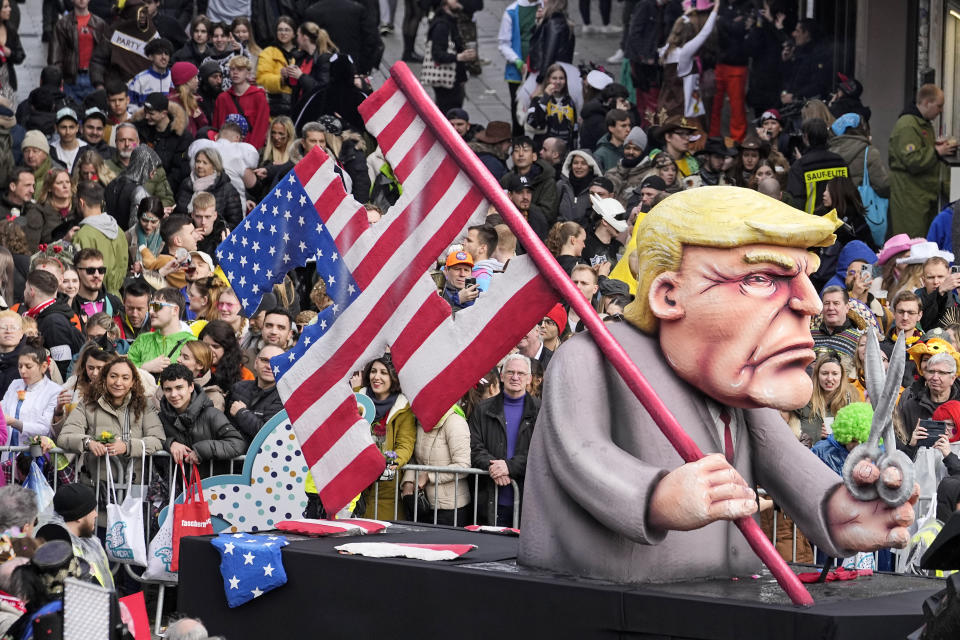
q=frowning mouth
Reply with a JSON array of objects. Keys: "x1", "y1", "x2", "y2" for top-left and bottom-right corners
[{"x1": 746, "y1": 340, "x2": 815, "y2": 368}]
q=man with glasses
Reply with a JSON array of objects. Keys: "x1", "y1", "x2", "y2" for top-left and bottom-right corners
[
  {"x1": 517, "y1": 323, "x2": 552, "y2": 370},
  {"x1": 898, "y1": 350, "x2": 960, "y2": 461},
  {"x1": 469, "y1": 353, "x2": 540, "y2": 526},
  {"x1": 72, "y1": 181, "x2": 130, "y2": 297},
  {"x1": 71, "y1": 248, "x2": 124, "y2": 331},
  {"x1": 226, "y1": 345, "x2": 285, "y2": 442},
  {"x1": 885, "y1": 290, "x2": 926, "y2": 386},
  {"x1": 127, "y1": 287, "x2": 195, "y2": 374}
]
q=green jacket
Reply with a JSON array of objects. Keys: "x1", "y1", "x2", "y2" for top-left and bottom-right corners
[
  {"x1": 888, "y1": 108, "x2": 948, "y2": 237},
  {"x1": 72, "y1": 214, "x2": 130, "y2": 296},
  {"x1": 592, "y1": 133, "x2": 623, "y2": 174},
  {"x1": 127, "y1": 329, "x2": 195, "y2": 367}
]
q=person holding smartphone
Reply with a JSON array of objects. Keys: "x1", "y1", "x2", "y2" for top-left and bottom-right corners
[
  {"x1": 898, "y1": 351, "x2": 960, "y2": 461},
  {"x1": 916, "y1": 255, "x2": 960, "y2": 331},
  {"x1": 441, "y1": 250, "x2": 480, "y2": 312}
]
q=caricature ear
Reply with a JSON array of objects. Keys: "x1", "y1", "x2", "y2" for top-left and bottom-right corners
[{"x1": 648, "y1": 272, "x2": 684, "y2": 322}]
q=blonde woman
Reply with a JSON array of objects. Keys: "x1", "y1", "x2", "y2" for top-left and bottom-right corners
[
  {"x1": 175, "y1": 147, "x2": 243, "y2": 227},
  {"x1": 288, "y1": 24, "x2": 340, "y2": 129},
  {"x1": 261, "y1": 116, "x2": 295, "y2": 167},
  {"x1": 256, "y1": 16, "x2": 299, "y2": 117},
  {"x1": 72, "y1": 149, "x2": 116, "y2": 188},
  {"x1": 793, "y1": 352, "x2": 858, "y2": 446}
]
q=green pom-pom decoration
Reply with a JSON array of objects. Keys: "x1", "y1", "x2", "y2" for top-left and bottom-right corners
[{"x1": 833, "y1": 402, "x2": 874, "y2": 445}]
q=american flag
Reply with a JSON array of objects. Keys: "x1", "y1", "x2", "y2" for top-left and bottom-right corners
[{"x1": 218, "y1": 65, "x2": 558, "y2": 516}]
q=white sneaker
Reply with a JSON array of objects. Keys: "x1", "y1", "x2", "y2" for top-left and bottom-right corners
[
  {"x1": 602, "y1": 24, "x2": 622, "y2": 34},
  {"x1": 582, "y1": 24, "x2": 597, "y2": 34},
  {"x1": 606, "y1": 48, "x2": 624, "y2": 63}
]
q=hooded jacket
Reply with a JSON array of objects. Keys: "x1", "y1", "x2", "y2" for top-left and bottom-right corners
[
  {"x1": 592, "y1": 132, "x2": 624, "y2": 174},
  {"x1": 72, "y1": 213, "x2": 130, "y2": 296},
  {"x1": 133, "y1": 101, "x2": 194, "y2": 195},
  {"x1": 213, "y1": 83, "x2": 270, "y2": 150},
  {"x1": 499, "y1": 159, "x2": 559, "y2": 224},
  {"x1": 889, "y1": 103, "x2": 948, "y2": 238},
  {"x1": 32, "y1": 300, "x2": 85, "y2": 378},
  {"x1": 469, "y1": 140, "x2": 509, "y2": 181},
  {"x1": 159, "y1": 386, "x2": 246, "y2": 461},
  {"x1": 821, "y1": 240, "x2": 876, "y2": 291},
  {"x1": 557, "y1": 149, "x2": 602, "y2": 224},
  {"x1": 828, "y1": 132, "x2": 890, "y2": 198}
]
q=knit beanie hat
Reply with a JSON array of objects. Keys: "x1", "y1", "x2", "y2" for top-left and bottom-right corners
[
  {"x1": 933, "y1": 400, "x2": 960, "y2": 443},
  {"x1": 171, "y1": 61, "x2": 199, "y2": 87},
  {"x1": 53, "y1": 484, "x2": 97, "y2": 522},
  {"x1": 624, "y1": 126, "x2": 647, "y2": 151},
  {"x1": 21, "y1": 130, "x2": 49, "y2": 155}
]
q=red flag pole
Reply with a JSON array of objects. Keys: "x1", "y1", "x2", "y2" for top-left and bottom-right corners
[{"x1": 389, "y1": 62, "x2": 814, "y2": 607}]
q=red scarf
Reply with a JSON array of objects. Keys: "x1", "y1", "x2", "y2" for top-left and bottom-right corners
[{"x1": 25, "y1": 298, "x2": 56, "y2": 318}]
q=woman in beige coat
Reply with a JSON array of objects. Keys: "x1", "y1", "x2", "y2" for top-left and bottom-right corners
[
  {"x1": 401, "y1": 406, "x2": 472, "y2": 526},
  {"x1": 58, "y1": 355, "x2": 165, "y2": 487}
]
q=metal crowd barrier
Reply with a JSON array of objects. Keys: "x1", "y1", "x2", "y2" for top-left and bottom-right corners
[
  {"x1": 3, "y1": 447, "x2": 522, "y2": 632},
  {"x1": 390, "y1": 464, "x2": 521, "y2": 529}
]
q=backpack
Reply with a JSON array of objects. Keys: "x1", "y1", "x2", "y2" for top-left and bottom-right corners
[{"x1": 103, "y1": 176, "x2": 138, "y2": 229}]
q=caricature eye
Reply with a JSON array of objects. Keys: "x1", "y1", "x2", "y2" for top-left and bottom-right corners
[{"x1": 741, "y1": 274, "x2": 778, "y2": 296}]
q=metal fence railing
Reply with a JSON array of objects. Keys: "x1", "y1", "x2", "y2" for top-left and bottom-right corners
[{"x1": 2, "y1": 446, "x2": 523, "y2": 633}]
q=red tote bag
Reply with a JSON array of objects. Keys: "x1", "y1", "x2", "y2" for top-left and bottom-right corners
[{"x1": 171, "y1": 463, "x2": 214, "y2": 571}]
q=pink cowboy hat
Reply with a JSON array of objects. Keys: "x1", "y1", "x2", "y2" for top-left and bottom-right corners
[{"x1": 876, "y1": 233, "x2": 925, "y2": 265}]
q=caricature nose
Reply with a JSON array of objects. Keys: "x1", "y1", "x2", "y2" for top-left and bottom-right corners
[{"x1": 788, "y1": 273, "x2": 821, "y2": 317}]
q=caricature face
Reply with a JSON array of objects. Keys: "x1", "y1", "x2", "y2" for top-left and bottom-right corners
[{"x1": 651, "y1": 244, "x2": 821, "y2": 410}]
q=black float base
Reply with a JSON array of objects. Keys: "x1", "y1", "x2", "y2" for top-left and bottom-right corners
[{"x1": 177, "y1": 524, "x2": 942, "y2": 639}]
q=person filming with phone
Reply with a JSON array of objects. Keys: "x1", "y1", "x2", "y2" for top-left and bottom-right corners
[
  {"x1": 898, "y1": 349, "x2": 960, "y2": 460},
  {"x1": 916, "y1": 255, "x2": 960, "y2": 331},
  {"x1": 442, "y1": 250, "x2": 480, "y2": 312}
]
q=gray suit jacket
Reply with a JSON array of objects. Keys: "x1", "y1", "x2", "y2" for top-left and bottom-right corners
[{"x1": 518, "y1": 322, "x2": 852, "y2": 583}]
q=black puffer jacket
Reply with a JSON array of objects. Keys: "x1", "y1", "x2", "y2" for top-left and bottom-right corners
[
  {"x1": 227, "y1": 380, "x2": 284, "y2": 442},
  {"x1": 529, "y1": 13, "x2": 574, "y2": 78},
  {"x1": 159, "y1": 386, "x2": 247, "y2": 461},
  {"x1": 175, "y1": 171, "x2": 244, "y2": 228}
]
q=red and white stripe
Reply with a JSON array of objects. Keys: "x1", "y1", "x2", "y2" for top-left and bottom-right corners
[
  {"x1": 393, "y1": 255, "x2": 557, "y2": 430},
  {"x1": 275, "y1": 518, "x2": 390, "y2": 536},
  {"x1": 278, "y1": 76, "x2": 558, "y2": 516}
]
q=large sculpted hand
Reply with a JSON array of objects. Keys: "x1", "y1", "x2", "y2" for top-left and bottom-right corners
[
  {"x1": 648, "y1": 454, "x2": 757, "y2": 532},
  {"x1": 827, "y1": 459, "x2": 918, "y2": 551}
]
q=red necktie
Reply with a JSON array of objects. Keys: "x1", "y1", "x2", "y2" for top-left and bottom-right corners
[{"x1": 720, "y1": 409, "x2": 734, "y2": 464}]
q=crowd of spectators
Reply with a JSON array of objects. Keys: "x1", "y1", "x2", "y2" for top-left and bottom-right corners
[{"x1": 0, "y1": 0, "x2": 957, "y2": 635}]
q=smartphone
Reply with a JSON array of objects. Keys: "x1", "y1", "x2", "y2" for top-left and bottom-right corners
[
  {"x1": 919, "y1": 419, "x2": 948, "y2": 448},
  {"x1": 465, "y1": 277, "x2": 476, "y2": 288},
  {"x1": 951, "y1": 265, "x2": 960, "y2": 274}
]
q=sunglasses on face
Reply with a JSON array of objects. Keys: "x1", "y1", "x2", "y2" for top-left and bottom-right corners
[
  {"x1": 81, "y1": 266, "x2": 107, "y2": 275},
  {"x1": 149, "y1": 301, "x2": 178, "y2": 312}
]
